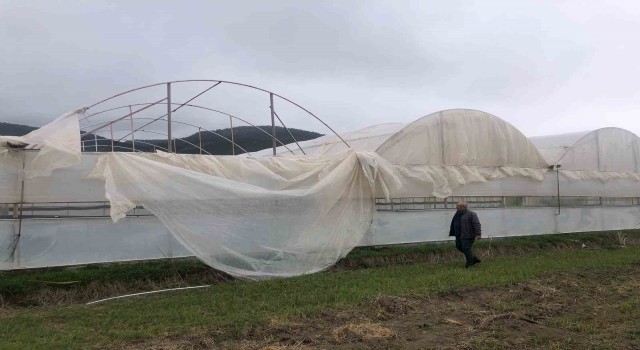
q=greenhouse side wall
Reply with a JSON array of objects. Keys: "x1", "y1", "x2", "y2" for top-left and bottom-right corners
[
  {"x1": 3, "y1": 206, "x2": 640, "y2": 269},
  {"x1": 369, "y1": 207, "x2": 640, "y2": 245},
  {"x1": 2, "y1": 152, "x2": 640, "y2": 270}
]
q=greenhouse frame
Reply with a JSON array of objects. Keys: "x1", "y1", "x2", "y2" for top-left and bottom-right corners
[{"x1": 1, "y1": 81, "x2": 639, "y2": 278}]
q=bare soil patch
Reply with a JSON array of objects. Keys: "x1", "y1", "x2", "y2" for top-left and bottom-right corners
[{"x1": 136, "y1": 265, "x2": 640, "y2": 349}]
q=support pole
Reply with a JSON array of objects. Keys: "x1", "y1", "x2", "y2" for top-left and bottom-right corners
[
  {"x1": 94, "y1": 134, "x2": 98, "y2": 152},
  {"x1": 198, "y1": 127, "x2": 202, "y2": 155},
  {"x1": 167, "y1": 83, "x2": 172, "y2": 152},
  {"x1": 129, "y1": 106, "x2": 136, "y2": 151},
  {"x1": 230, "y1": 116, "x2": 235, "y2": 155},
  {"x1": 110, "y1": 124, "x2": 114, "y2": 152},
  {"x1": 273, "y1": 110, "x2": 306, "y2": 155},
  {"x1": 16, "y1": 152, "x2": 26, "y2": 260},
  {"x1": 10, "y1": 152, "x2": 27, "y2": 266},
  {"x1": 270, "y1": 93, "x2": 276, "y2": 156},
  {"x1": 114, "y1": 82, "x2": 221, "y2": 144},
  {"x1": 555, "y1": 166, "x2": 561, "y2": 215}
]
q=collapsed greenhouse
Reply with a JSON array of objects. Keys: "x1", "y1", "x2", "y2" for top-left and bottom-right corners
[{"x1": 1, "y1": 81, "x2": 639, "y2": 279}]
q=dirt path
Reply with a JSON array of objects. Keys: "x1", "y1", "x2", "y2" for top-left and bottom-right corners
[{"x1": 139, "y1": 264, "x2": 640, "y2": 349}]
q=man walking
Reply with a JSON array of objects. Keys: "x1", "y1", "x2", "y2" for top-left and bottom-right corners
[{"x1": 449, "y1": 201, "x2": 482, "y2": 268}]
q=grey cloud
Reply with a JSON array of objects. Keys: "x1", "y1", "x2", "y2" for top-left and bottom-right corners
[{"x1": 1, "y1": 0, "x2": 640, "y2": 139}]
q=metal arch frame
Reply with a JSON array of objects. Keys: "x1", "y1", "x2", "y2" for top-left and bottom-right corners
[
  {"x1": 83, "y1": 117, "x2": 249, "y2": 155},
  {"x1": 82, "y1": 102, "x2": 298, "y2": 155},
  {"x1": 137, "y1": 118, "x2": 254, "y2": 156},
  {"x1": 83, "y1": 127, "x2": 207, "y2": 155},
  {"x1": 80, "y1": 143, "x2": 140, "y2": 153},
  {"x1": 81, "y1": 99, "x2": 166, "y2": 136},
  {"x1": 119, "y1": 103, "x2": 298, "y2": 154},
  {"x1": 82, "y1": 137, "x2": 169, "y2": 153},
  {"x1": 81, "y1": 80, "x2": 350, "y2": 154}
]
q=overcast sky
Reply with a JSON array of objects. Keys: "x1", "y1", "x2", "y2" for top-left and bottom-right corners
[{"x1": 1, "y1": 0, "x2": 640, "y2": 138}]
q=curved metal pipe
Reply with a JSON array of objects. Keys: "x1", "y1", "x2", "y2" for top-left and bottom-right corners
[
  {"x1": 83, "y1": 80, "x2": 350, "y2": 149},
  {"x1": 82, "y1": 117, "x2": 253, "y2": 156},
  {"x1": 83, "y1": 98, "x2": 166, "y2": 135},
  {"x1": 135, "y1": 118, "x2": 253, "y2": 156},
  {"x1": 82, "y1": 138, "x2": 166, "y2": 153},
  {"x1": 85, "y1": 102, "x2": 296, "y2": 155},
  {"x1": 273, "y1": 109, "x2": 306, "y2": 155}
]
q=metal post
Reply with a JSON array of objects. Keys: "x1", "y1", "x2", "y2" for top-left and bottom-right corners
[
  {"x1": 11, "y1": 152, "x2": 27, "y2": 266},
  {"x1": 270, "y1": 93, "x2": 276, "y2": 155},
  {"x1": 167, "y1": 83, "x2": 172, "y2": 152},
  {"x1": 272, "y1": 110, "x2": 307, "y2": 155},
  {"x1": 230, "y1": 116, "x2": 235, "y2": 155},
  {"x1": 198, "y1": 127, "x2": 202, "y2": 155},
  {"x1": 556, "y1": 166, "x2": 561, "y2": 215},
  {"x1": 110, "y1": 124, "x2": 114, "y2": 152},
  {"x1": 94, "y1": 134, "x2": 98, "y2": 152},
  {"x1": 129, "y1": 106, "x2": 136, "y2": 151}
]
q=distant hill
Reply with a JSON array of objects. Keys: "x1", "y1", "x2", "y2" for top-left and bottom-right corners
[
  {"x1": 0, "y1": 122, "x2": 323, "y2": 155},
  {"x1": 0, "y1": 122, "x2": 38, "y2": 136}
]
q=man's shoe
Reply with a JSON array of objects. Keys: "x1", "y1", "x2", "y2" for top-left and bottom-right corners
[{"x1": 465, "y1": 258, "x2": 481, "y2": 268}]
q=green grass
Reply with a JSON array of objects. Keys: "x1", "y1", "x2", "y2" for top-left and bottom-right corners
[
  {"x1": 2, "y1": 229, "x2": 637, "y2": 302},
  {"x1": 0, "y1": 259, "x2": 213, "y2": 299},
  {"x1": 1, "y1": 244, "x2": 640, "y2": 349},
  {"x1": 344, "y1": 229, "x2": 637, "y2": 260}
]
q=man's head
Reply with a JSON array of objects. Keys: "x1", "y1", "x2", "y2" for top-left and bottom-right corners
[{"x1": 456, "y1": 201, "x2": 467, "y2": 212}]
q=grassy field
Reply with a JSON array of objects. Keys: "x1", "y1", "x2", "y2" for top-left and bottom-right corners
[
  {"x1": 1, "y1": 230, "x2": 639, "y2": 349},
  {"x1": 2, "y1": 230, "x2": 637, "y2": 307}
]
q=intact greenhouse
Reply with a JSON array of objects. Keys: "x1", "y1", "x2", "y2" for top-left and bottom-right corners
[{"x1": 1, "y1": 81, "x2": 639, "y2": 279}]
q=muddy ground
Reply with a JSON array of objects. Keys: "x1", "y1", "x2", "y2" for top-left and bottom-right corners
[{"x1": 134, "y1": 265, "x2": 640, "y2": 350}]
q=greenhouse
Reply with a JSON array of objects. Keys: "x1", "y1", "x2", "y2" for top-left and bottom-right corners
[
  {"x1": 1, "y1": 82, "x2": 639, "y2": 279},
  {"x1": 530, "y1": 127, "x2": 640, "y2": 172}
]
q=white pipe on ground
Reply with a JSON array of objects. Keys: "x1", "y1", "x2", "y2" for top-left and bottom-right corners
[{"x1": 85, "y1": 285, "x2": 210, "y2": 305}]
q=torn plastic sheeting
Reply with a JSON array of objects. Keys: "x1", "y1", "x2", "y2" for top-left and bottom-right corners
[
  {"x1": 392, "y1": 164, "x2": 548, "y2": 198},
  {"x1": 559, "y1": 169, "x2": 640, "y2": 182},
  {"x1": 0, "y1": 109, "x2": 84, "y2": 179},
  {"x1": 89, "y1": 150, "x2": 401, "y2": 279}
]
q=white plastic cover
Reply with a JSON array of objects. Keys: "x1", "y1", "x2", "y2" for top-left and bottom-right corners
[
  {"x1": 377, "y1": 109, "x2": 550, "y2": 167},
  {"x1": 0, "y1": 152, "x2": 21, "y2": 202},
  {"x1": 529, "y1": 131, "x2": 589, "y2": 166},
  {"x1": 0, "y1": 109, "x2": 84, "y2": 178},
  {"x1": 530, "y1": 128, "x2": 640, "y2": 172},
  {"x1": 89, "y1": 150, "x2": 401, "y2": 279},
  {"x1": 393, "y1": 164, "x2": 547, "y2": 198},
  {"x1": 6, "y1": 107, "x2": 640, "y2": 274}
]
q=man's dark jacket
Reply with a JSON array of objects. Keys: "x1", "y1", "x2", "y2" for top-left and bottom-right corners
[{"x1": 449, "y1": 210, "x2": 482, "y2": 239}]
